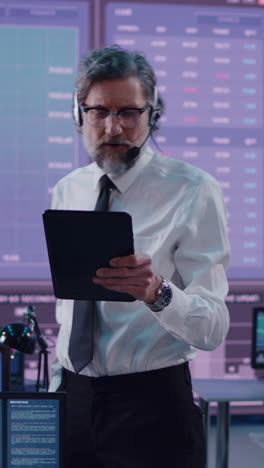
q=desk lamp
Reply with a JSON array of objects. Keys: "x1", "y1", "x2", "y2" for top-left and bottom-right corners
[{"x1": 0, "y1": 305, "x2": 49, "y2": 391}]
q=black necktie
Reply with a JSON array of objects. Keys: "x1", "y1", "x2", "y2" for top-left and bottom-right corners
[{"x1": 68, "y1": 175, "x2": 116, "y2": 373}]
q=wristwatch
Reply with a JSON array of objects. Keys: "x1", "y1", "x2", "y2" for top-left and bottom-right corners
[{"x1": 145, "y1": 277, "x2": 172, "y2": 312}]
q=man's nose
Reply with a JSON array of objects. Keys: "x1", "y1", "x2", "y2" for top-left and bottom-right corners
[{"x1": 104, "y1": 114, "x2": 123, "y2": 136}]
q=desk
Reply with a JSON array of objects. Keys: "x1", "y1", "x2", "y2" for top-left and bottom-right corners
[{"x1": 192, "y1": 379, "x2": 264, "y2": 468}]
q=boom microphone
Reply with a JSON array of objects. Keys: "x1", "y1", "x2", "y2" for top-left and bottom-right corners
[
  {"x1": 126, "y1": 146, "x2": 140, "y2": 160},
  {"x1": 126, "y1": 130, "x2": 151, "y2": 161}
]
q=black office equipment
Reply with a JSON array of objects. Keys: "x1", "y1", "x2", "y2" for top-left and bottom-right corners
[
  {"x1": 10, "y1": 350, "x2": 24, "y2": 392},
  {"x1": 0, "y1": 345, "x2": 10, "y2": 391}
]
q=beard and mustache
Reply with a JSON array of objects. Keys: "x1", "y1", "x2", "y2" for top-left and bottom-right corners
[{"x1": 83, "y1": 134, "x2": 139, "y2": 177}]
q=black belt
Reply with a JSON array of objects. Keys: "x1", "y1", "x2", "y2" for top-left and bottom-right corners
[{"x1": 61, "y1": 362, "x2": 194, "y2": 403}]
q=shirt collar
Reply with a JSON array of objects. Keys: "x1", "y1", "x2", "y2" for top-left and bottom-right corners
[{"x1": 92, "y1": 146, "x2": 154, "y2": 194}]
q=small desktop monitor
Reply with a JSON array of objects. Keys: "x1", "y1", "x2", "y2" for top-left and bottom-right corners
[
  {"x1": 0, "y1": 345, "x2": 10, "y2": 392},
  {"x1": 0, "y1": 392, "x2": 66, "y2": 468},
  {"x1": 251, "y1": 308, "x2": 264, "y2": 369}
]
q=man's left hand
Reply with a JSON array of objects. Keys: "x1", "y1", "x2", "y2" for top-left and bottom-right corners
[{"x1": 93, "y1": 253, "x2": 161, "y2": 303}]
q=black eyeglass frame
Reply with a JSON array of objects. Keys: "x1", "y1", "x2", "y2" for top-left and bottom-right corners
[{"x1": 80, "y1": 103, "x2": 152, "y2": 127}]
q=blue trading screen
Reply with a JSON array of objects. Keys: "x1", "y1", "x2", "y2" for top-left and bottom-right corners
[
  {"x1": 0, "y1": 354, "x2": 2, "y2": 392},
  {"x1": 0, "y1": 0, "x2": 90, "y2": 280},
  {"x1": 6, "y1": 398, "x2": 60, "y2": 468},
  {"x1": 0, "y1": 401, "x2": 2, "y2": 468},
  {"x1": 103, "y1": 0, "x2": 264, "y2": 281},
  {"x1": 255, "y1": 310, "x2": 264, "y2": 365}
]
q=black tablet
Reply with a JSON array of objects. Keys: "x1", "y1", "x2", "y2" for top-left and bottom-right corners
[{"x1": 43, "y1": 209, "x2": 135, "y2": 301}]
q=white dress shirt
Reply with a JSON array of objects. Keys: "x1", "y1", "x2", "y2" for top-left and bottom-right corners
[{"x1": 49, "y1": 146, "x2": 230, "y2": 391}]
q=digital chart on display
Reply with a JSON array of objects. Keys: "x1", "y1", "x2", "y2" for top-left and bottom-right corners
[
  {"x1": 103, "y1": 0, "x2": 264, "y2": 281},
  {"x1": 100, "y1": 0, "x2": 264, "y2": 390},
  {"x1": 0, "y1": 0, "x2": 90, "y2": 280},
  {"x1": 1, "y1": 0, "x2": 264, "y2": 399}
]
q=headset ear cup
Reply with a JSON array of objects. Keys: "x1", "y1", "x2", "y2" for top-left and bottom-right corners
[
  {"x1": 149, "y1": 110, "x2": 160, "y2": 130},
  {"x1": 78, "y1": 106, "x2": 83, "y2": 127},
  {"x1": 72, "y1": 92, "x2": 83, "y2": 127},
  {"x1": 149, "y1": 85, "x2": 161, "y2": 129}
]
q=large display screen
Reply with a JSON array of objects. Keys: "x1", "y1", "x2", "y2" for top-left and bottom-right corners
[
  {"x1": 102, "y1": 0, "x2": 264, "y2": 281},
  {"x1": 0, "y1": 0, "x2": 264, "y2": 407},
  {"x1": 0, "y1": 0, "x2": 91, "y2": 280}
]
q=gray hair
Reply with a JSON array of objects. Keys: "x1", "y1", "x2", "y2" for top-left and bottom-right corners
[{"x1": 75, "y1": 45, "x2": 165, "y2": 128}]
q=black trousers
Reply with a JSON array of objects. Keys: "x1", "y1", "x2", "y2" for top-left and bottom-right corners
[{"x1": 59, "y1": 363, "x2": 205, "y2": 468}]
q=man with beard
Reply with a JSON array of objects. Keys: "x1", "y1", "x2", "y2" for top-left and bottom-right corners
[{"x1": 49, "y1": 45, "x2": 230, "y2": 468}]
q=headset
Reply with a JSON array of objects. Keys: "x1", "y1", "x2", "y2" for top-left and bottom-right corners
[
  {"x1": 148, "y1": 84, "x2": 161, "y2": 130},
  {"x1": 72, "y1": 92, "x2": 84, "y2": 128},
  {"x1": 72, "y1": 85, "x2": 161, "y2": 131}
]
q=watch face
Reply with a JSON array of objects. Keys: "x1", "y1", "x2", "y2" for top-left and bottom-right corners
[
  {"x1": 161, "y1": 283, "x2": 172, "y2": 306},
  {"x1": 146, "y1": 279, "x2": 172, "y2": 312}
]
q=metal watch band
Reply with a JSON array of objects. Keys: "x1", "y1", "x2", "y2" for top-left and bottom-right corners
[{"x1": 144, "y1": 277, "x2": 172, "y2": 312}]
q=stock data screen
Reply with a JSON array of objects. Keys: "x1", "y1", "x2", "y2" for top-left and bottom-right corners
[
  {"x1": 6, "y1": 398, "x2": 60, "y2": 467},
  {"x1": 255, "y1": 309, "x2": 264, "y2": 365},
  {"x1": 103, "y1": 0, "x2": 264, "y2": 280},
  {"x1": 0, "y1": 401, "x2": 2, "y2": 468},
  {"x1": 0, "y1": 0, "x2": 90, "y2": 280},
  {"x1": 0, "y1": 394, "x2": 64, "y2": 468}
]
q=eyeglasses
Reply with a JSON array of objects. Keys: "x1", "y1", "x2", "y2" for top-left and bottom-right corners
[{"x1": 80, "y1": 103, "x2": 151, "y2": 129}]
